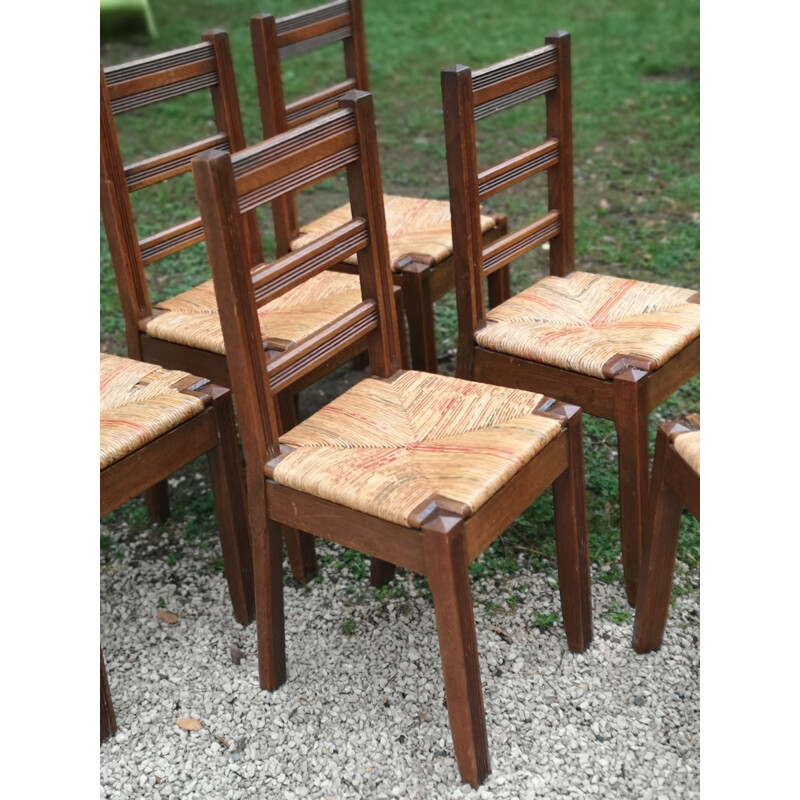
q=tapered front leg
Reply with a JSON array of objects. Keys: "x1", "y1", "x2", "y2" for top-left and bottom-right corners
[
  {"x1": 550, "y1": 404, "x2": 593, "y2": 652},
  {"x1": 633, "y1": 426, "x2": 683, "y2": 653},
  {"x1": 613, "y1": 367, "x2": 650, "y2": 607},
  {"x1": 100, "y1": 648, "x2": 116, "y2": 742},
  {"x1": 422, "y1": 512, "x2": 489, "y2": 788}
]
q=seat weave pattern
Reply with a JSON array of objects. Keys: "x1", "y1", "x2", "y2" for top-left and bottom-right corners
[
  {"x1": 100, "y1": 354, "x2": 205, "y2": 469},
  {"x1": 673, "y1": 430, "x2": 700, "y2": 475},
  {"x1": 475, "y1": 271, "x2": 700, "y2": 379},
  {"x1": 145, "y1": 271, "x2": 363, "y2": 355},
  {"x1": 272, "y1": 371, "x2": 562, "y2": 528},
  {"x1": 291, "y1": 195, "x2": 498, "y2": 272}
]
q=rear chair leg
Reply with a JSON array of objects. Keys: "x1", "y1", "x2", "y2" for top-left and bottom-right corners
[
  {"x1": 144, "y1": 481, "x2": 170, "y2": 523},
  {"x1": 423, "y1": 512, "x2": 490, "y2": 788},
  {"x1": 100, "y1": 648, "x2": 116, "y2": 742},
  {"x1": 277, "y1": 390, "x2": 318, "y2": 582},
  {"x1": 207, "y1": 387, "x2": 255, "y2": 625}
]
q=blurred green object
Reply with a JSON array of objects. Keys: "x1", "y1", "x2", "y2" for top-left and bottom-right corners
[{"x1": 100, "y1": 0, "x2": 157, "y2": 40}]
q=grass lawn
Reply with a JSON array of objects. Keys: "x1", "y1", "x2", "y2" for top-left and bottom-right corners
[{"x1": 100, "y1": 0, "x2": 699, "y2": 601}]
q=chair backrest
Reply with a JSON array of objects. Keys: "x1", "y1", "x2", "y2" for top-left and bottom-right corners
[
  {"x1": 100, "y1": 30, "x2": 261, "y2": 357},
  {"x1": 441, "y1": 32, "x2": 574, "y2": 353},
  {"x1": 191, "y1": 91, "x2": 401, "y2": 473},
  {"x1": 250, "y1": 0, "x2": 370, "y2": 254}
]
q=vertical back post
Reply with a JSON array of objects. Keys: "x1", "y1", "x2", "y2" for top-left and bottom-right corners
[
  {"x1": 250, "y1": 14, "x2": 299, "y2": 253},
  {"x1": 342, "y1": 91, "x2": 401, "y2": 377},
  {"x1": 100, "y1": 67, "x2": 151, "y2": 359},
  {"x1": 545, "y1": 31, "x2": 575, "y2": 277},
  {"x1": 441, "y1": 65, "x2": 486, "y2": 380}
]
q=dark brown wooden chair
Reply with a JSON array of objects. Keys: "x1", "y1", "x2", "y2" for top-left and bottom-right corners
[
  {"x1": 100, "y1": 353, "x2": 254, "y2": 740},
  {"x1": 100, "y1": 29, "x2": 385, "y2": 582},
  {"x1": 191, "y1": 90, "x2": 593, "y2": 788},
  {"x1": 633, "y1": 415, "x2": 699, "y2": 653},
  {"x1": 249, "y1": 0, "x2": 511, "y2": 374},
  {"x1": 441, "y1": 32, "x2": 700, "y2": 607}
]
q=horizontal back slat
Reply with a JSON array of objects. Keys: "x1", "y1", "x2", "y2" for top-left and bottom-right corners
[
  {"x1": 276, "y1": 1, "x2": 350, "y2": 34},
  {"x1": 105, "y1": 42, "x2": 218, "y2": 114},
  {"x1": 279, "y1": 26, "x2": 352, "y2": 60},
  {"x1": 125, "y1": 135, "x2": 230, "y2": 192},
  {"x1": 482, "y1": 211, "x2": 562, "y2": 275},
  {"x1": 478, "y1": 139, "x2": 560, "y2": 200},
  {"x1": 267, "y1": 300, "x2": 378, "y2": 393},
  {"x1": 286, "y1": 79, "x2": 358, "y2": 126},
  {"x1": 252, "y1": 219, "x2": 368, "y2": 306},
  {"x1": 139, "y1": 217, "x2": 204, "y2": 265},
  {"x1": 474, "y1": 76, "x2": 557, "y2": 120},
  {"x1": 473, "y1": 61, "x2": 558, "y2": 109},
  {"x1": 471, "y1": 45, "x2": 557, "y2": 91},
  {"x1": 233, "y1": 109, "x2": 359, "y2": 212}
]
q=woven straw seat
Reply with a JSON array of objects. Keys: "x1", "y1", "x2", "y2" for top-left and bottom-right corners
[
  {"x1": 475, "y1": 272, "x2": 700, "y2": 379},
  {"x1": 145, "y1": 271, "x2": 363, "y2": 355},
  {"x1": 673, "y1": 429, "x2": 700, "y2": 475},
  {"x1": 291, "y1": 195, "x2": 498, "y2": 272},
  {"x1": 100, "y1": 354, "x2": 205, "y2": 469},
  {"x1": 271, "y1": 371, "x2": 562, "y2": 528}
]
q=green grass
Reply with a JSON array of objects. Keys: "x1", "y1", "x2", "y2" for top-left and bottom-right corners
[{"x1": 101, "y1": 0, "x2": 699, "y2": 595}]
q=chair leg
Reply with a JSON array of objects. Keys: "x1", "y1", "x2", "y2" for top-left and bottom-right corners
[
  {"x1": 550, "y1": 405, "x2": 593, "y2": 652},
  {"x1": 253, "y1": 503, "x2": 287, "y2": 691},
  {"x1": 633, "y1": 429, "x2": 683, "y2": 653},
  {"x1": 207, "y1": 388, "x2": 256, "y2": 625},
  {"x1": 423, "y1": 514, "x2": 490, "y2": 788},
  {"x1": 369, "y1": 557, "x2": 396, "y2": 587},
  {"x1": 613, "y1": 368, "x2": 650, "y2": 607},
  {"x1": 144, "y1": 481, "x2": 170, "y2": 523},
  {"x1": 100, "y1": 648, "x2": 116, "y2": 742},
  {"x1": 487, "y1": 265, "x2": 511, "y2": 308},
  {"x1": 277, "y1": 391, "x2": 318, "y2": 583},
  {"x1": 402, "y1": 268, "x2": 439, "y2": 374}
]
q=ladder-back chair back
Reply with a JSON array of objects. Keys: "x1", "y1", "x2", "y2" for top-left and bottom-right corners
[
  {"x1": 442, "y1": 32, "x2": 700, "y2": 606},
  {"x1": 100, "y1": 30, "x2": 375, "y2": 581},
  {"x1": 250, "y1": 1, "x2": 510, "y2": 373},
  {"x1": 192, "y1": 90, "x2": 593, "y2": 788}
]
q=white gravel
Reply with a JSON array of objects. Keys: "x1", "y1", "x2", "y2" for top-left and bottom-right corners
[{"x1": 100, "y1": 516, "x2": 699, "y2": 799}]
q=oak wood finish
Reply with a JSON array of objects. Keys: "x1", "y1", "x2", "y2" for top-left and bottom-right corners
[
  {"x1": 192, "y1": 91, "x2": 592, "y2": 788},
  {"x1": 250, "y1": 1, "x2": 509, "y2": 374},
  {"x1": 441, "y1": 32, "x2": 700, "y2": 606},
  {"x1": 100, "y1": 30, "x2": 376, "y2": 581},
  {"x1": 100, "y1": 371, "x2": 254, "y2": 741},
  {"x1": 632, "y1": 416, "x2": 699, "y2": 653}
]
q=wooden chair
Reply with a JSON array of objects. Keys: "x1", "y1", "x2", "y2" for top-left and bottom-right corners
[
  {"x1": 100, "y1": 353, "x2": 254, "y2": 740},
  {"x1": 100, "y1": 30, "x2": 381, "y2": 582},
  {"x1": 633, "y1": 415, "x2": 699, "y2": 653},
  {"x1": 441, "y1": 32, "x2": 700, "y2": 607},
  {"x1": 249, "y1": 0, "x2": 511, "y2": 374},
  {"x1": 191, "y1": 89, "x2": 592, "y2": 788}
]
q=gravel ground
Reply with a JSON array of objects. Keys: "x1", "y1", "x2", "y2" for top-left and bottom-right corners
[{"x1": 100, "y1": 511, "x2": 699, "y2": 800}]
